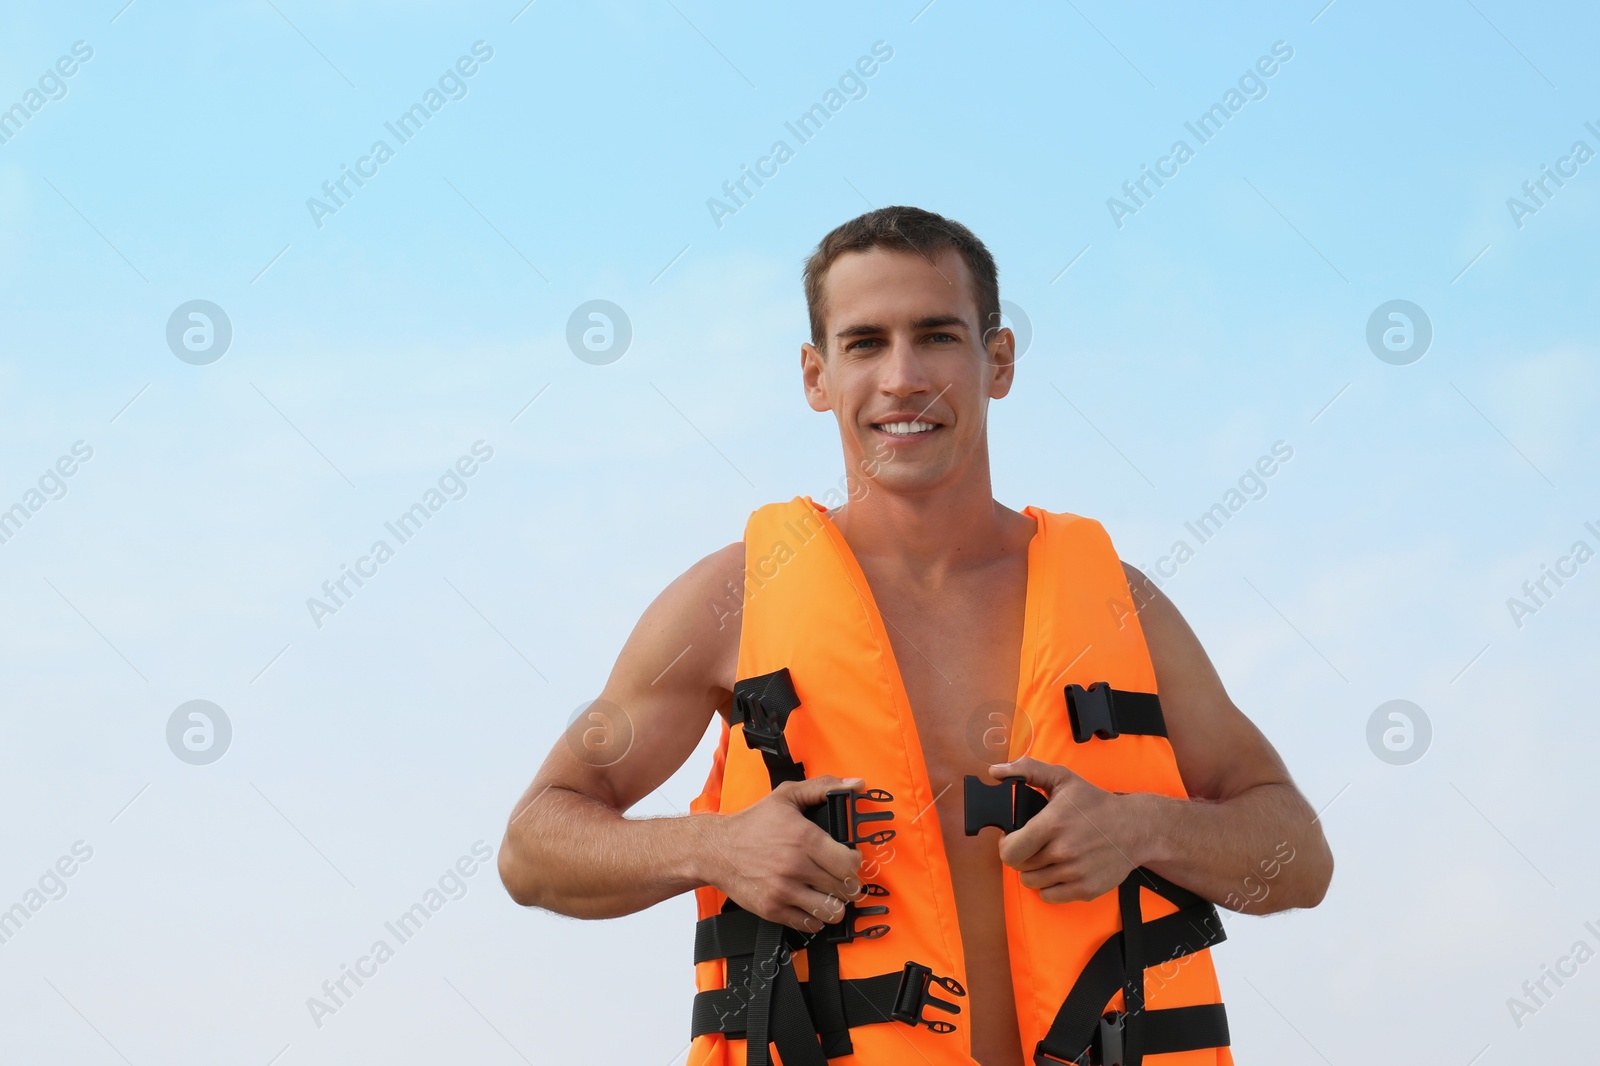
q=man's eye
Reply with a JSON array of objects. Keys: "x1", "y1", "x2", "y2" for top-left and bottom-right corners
[
  {"x1": 928, "y1": 333, "x2": 958, "y2": 343},
  {"x1": 847, "y1": 338, "x2": 882, "y2": 350}
]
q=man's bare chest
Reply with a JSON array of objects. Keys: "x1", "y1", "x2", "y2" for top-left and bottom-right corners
[{"x1": 865, "y1": 560, "x2": 1029, "y2": 780}]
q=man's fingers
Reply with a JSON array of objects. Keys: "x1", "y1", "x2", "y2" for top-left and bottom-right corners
[
  {"x1": 808, "y1": 836, "x2": 864, "y2": 890},
  {"x1": 1018, "y1": 861, "x2": 1076, "y2": 892},
  {"x1": 770, "y1": 888, "x2": 850, "y2": 933},
  {"x1": 800, "y1": 888, "x2": 849, "y2": 924},
  {"x1": 996, "y1": 820, "x2": 1049, "y2": 870},
  {"x1": 773, "y1": 905, "x2": 829, "y2": 933},
  {"x1": 804, "y1": 849, "x2": 864, "y2": 903},
  {"x1": 776, "y1": 774, "x2": 866, "y2": 810}
]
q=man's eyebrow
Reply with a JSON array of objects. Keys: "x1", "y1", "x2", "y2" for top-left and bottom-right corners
[{"x1": 833, "y1": 315, "x2": 970, "y2": 340}]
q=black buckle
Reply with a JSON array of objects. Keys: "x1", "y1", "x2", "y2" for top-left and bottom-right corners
[
  {"x1": 1066, "y1": 681, "x2": 1118, "y2": 743},
  {"x1": 735, "y1": 691, "x2": 794, "y2": 761},
  {"x1": 1033, "y1": 1010, "x2": 1125, "y2": 1066},
  {"x1": 963, "y1": 775, "x2": 1049, "y2": 835},
  {"x1": 1091, "y1": 1010, "x2": 1126, "y2": 1066},
  {"x1": 890, "y1": 961, "x2": 965, "y2": 1033},
  {"x1": 817, "y1": 883, "x2": 890, "y2": 944},
  {"x1": 808, "y1": 788, "x2": 896, "y2": 848}
]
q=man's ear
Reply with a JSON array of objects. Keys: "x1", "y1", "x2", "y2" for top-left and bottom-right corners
[
  {"x1": 801, "y1": 342, "x2": 832, "y2": 413},
  {"x1": 986, "y1": 326, "x2": 1018, "y2": 400}
]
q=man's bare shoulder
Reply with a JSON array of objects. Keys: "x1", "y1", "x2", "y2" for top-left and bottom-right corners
[
  {"x1": 1116, "y1": 560, "x2": 1291, "y2": 801},
  {"x1": 704, "y1": 538, "x2": 745, "y2": 676},
  {"x1": 547, "y1": 540, "x2": 745, "y2": 814},
  {"x1": 656, "y1": 540, "x2": 744, "y2": 705}
]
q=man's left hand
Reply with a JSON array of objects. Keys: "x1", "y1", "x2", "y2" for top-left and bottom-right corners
[{"x1": 987, "y1": 756, "x2": 1145, "y2": 904}]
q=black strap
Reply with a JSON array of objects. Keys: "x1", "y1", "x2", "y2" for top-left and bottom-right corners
[
  {"x1": 693, "y1": 964, "x2": 964, "y2": 1039},
  {"x1": 1139, "y1": 1004, "x2": 1230, "y2": 1057},
  {"x1": 742, "y1": 918, "x2": 781, "y2": 1066},
  {"x1": 1033, "y1": 902, "x2": 1228, "y2": 1064},
  {"x1": 1117, "y1": 879, "x2": 1146, "y2": 1066},
  {"x1": 766, "y1": 957, "x2": 829, "y2": 1066},
  {"x1": 732, "y1": 668, "x2": 806, "y2": 786},
  {"x1": 1065, "y1": 682, "x2": 1167, "y2": 743},
  {"x1": 739, "y1": 917, "x2": 829, "y2": 1066},
  {"x1": 695, "y1": 906, "x2": 768, "y2": 964},
  {"x1": 804, "y1": 939, "x2": 852, "y2": 1057},
  {"x1": 696, "y1": 896, "x2": 890, "y2": 966}
]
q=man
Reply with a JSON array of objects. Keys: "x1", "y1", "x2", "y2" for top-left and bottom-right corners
[{"x1": 498, "y1": 206, "x2": 1333, "y2": 1065}]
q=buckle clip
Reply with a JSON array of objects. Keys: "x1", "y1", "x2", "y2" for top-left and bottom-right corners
[
  {"x1": 1032, "y1": 1010, "x2": 1125, "y2": 1066},
  {"x1": 963, "y1": 775, "x2": 1049, "y2": 835},
  {"x1": 1066, "y1": 681, "x2": 1118, "y2": 743},
  {"x1": 809, "y1": 787, "x2": 896, "y2": 848},
  {"x1": 735, "y1": 691, "x2": 794, "y2": 761},
  {"x1": 890, "y1": 961, "x2": 965, "y2": 1033},
  {"x1": 1092, "y1": 1010, "x2": 1126, "y2": 1066},
  {"x1": 817, "y1": 883, "x2": 890, "y2": 944}
]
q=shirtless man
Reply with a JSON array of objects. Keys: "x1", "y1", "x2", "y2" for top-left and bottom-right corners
[{"x1": 498, "y1": 206, "x2": 1334, "y2": 1065}]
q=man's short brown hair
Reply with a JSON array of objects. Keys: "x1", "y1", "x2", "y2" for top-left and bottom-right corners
[{"x1": 802, "y1": 205, "x2": 1000, "y2": 355}]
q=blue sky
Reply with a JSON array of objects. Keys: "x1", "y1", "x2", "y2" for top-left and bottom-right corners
[{"x1": 1, "y1": 1, "x2": 1597, "y2": 1062}]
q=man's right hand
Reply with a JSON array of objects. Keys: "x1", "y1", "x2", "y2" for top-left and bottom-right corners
[{"x1": 706, "y1": 775, "x2": 868, "y2": 933}]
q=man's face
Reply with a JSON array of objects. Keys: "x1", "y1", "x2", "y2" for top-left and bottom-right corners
[{"x1": 802, "y1": 246, "x2": 1016, "y2": 497}]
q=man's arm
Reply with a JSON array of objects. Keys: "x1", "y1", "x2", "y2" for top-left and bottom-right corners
[
  {"x1": 991, "y1": 563, "x2": 1333, "y2": 915},
  {"x1": 1119, "y1": 562, "x2": 1333, "y2": 913},
  {"x1": 497, "y1": 542, "x2": 866, "y2": 932}
]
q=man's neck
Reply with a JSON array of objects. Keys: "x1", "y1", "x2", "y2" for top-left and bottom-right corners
[{"x1": 826, "y1": 490, "x2": 1031, "y2": 589}]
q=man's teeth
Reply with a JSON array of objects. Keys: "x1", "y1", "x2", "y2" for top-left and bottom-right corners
[{"x1": 877, "y1": 421, "x2": 937, "y2": 436}]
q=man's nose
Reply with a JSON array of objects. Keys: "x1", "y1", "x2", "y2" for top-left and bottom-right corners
[{"x1": 880, "y1": 335, "x2": 930, "y2": 394}]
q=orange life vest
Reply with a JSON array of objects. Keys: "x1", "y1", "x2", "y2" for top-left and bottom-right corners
[{"x1": 688, "y1": 496, "x2": 1233, "y2": 1066}]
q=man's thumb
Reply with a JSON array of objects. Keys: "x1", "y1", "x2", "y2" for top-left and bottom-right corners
[
  {"x1": 989, "y1": 756, "x2": 1061, "y2": 791},
  {"x1": 781, "y1": 774, "x2": 865, "y2": 807}
]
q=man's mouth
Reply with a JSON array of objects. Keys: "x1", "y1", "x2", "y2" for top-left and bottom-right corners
[{"x1": 872, "y1": 420, "x2": 941, "y2": 438}]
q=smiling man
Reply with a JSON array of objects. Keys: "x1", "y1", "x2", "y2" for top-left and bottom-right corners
[{"x1": 498, "y1": 206, "x2": 1333, "y2": 1066}]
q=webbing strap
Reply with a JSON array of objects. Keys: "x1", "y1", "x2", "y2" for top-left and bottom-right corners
[
  {"x1": 1117, "y1": 878, "x2": 1147, "y2": 1066},
  {"x1": 1126, "y1": 866, "x2": 1207, "y2": 911},
  {"x1": 1033, "y1": 902, "x2": 1228, "y2": 1064},
  {"x1": 1065, "y1": 682, "x2": 1168, "y2": 743},
  {"x1": 732, "y1": 668, "x2": 806, "y2": 787},
  {"x1": 767, "y1": 958, "x2": 829, "y2": 1066},
  {"x1": 742, "y1": 919, "x2": 781, "y2": 1066},
  {"x1": 693, "y1": 969, "x2": 948, "y2": 1037},
  {"x1": 695, "y1": 907, "x2": 768, "y2": 964},
  {"x1": 1137, "y1": 1003, "x2": 1230, "y2": 1058},
  {"x1": 1102, "y1": 689, "x2": 1166, "y2": 737},
  {"x1": 696, "y1": 899, "x2": 888, "y2": 965},
  {"x1": 738, "y1": 917, "x2": 828, "y2": 1066},
  {"x1": 805, "y1": 939, "x2": 852, "y2": 1057}
]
